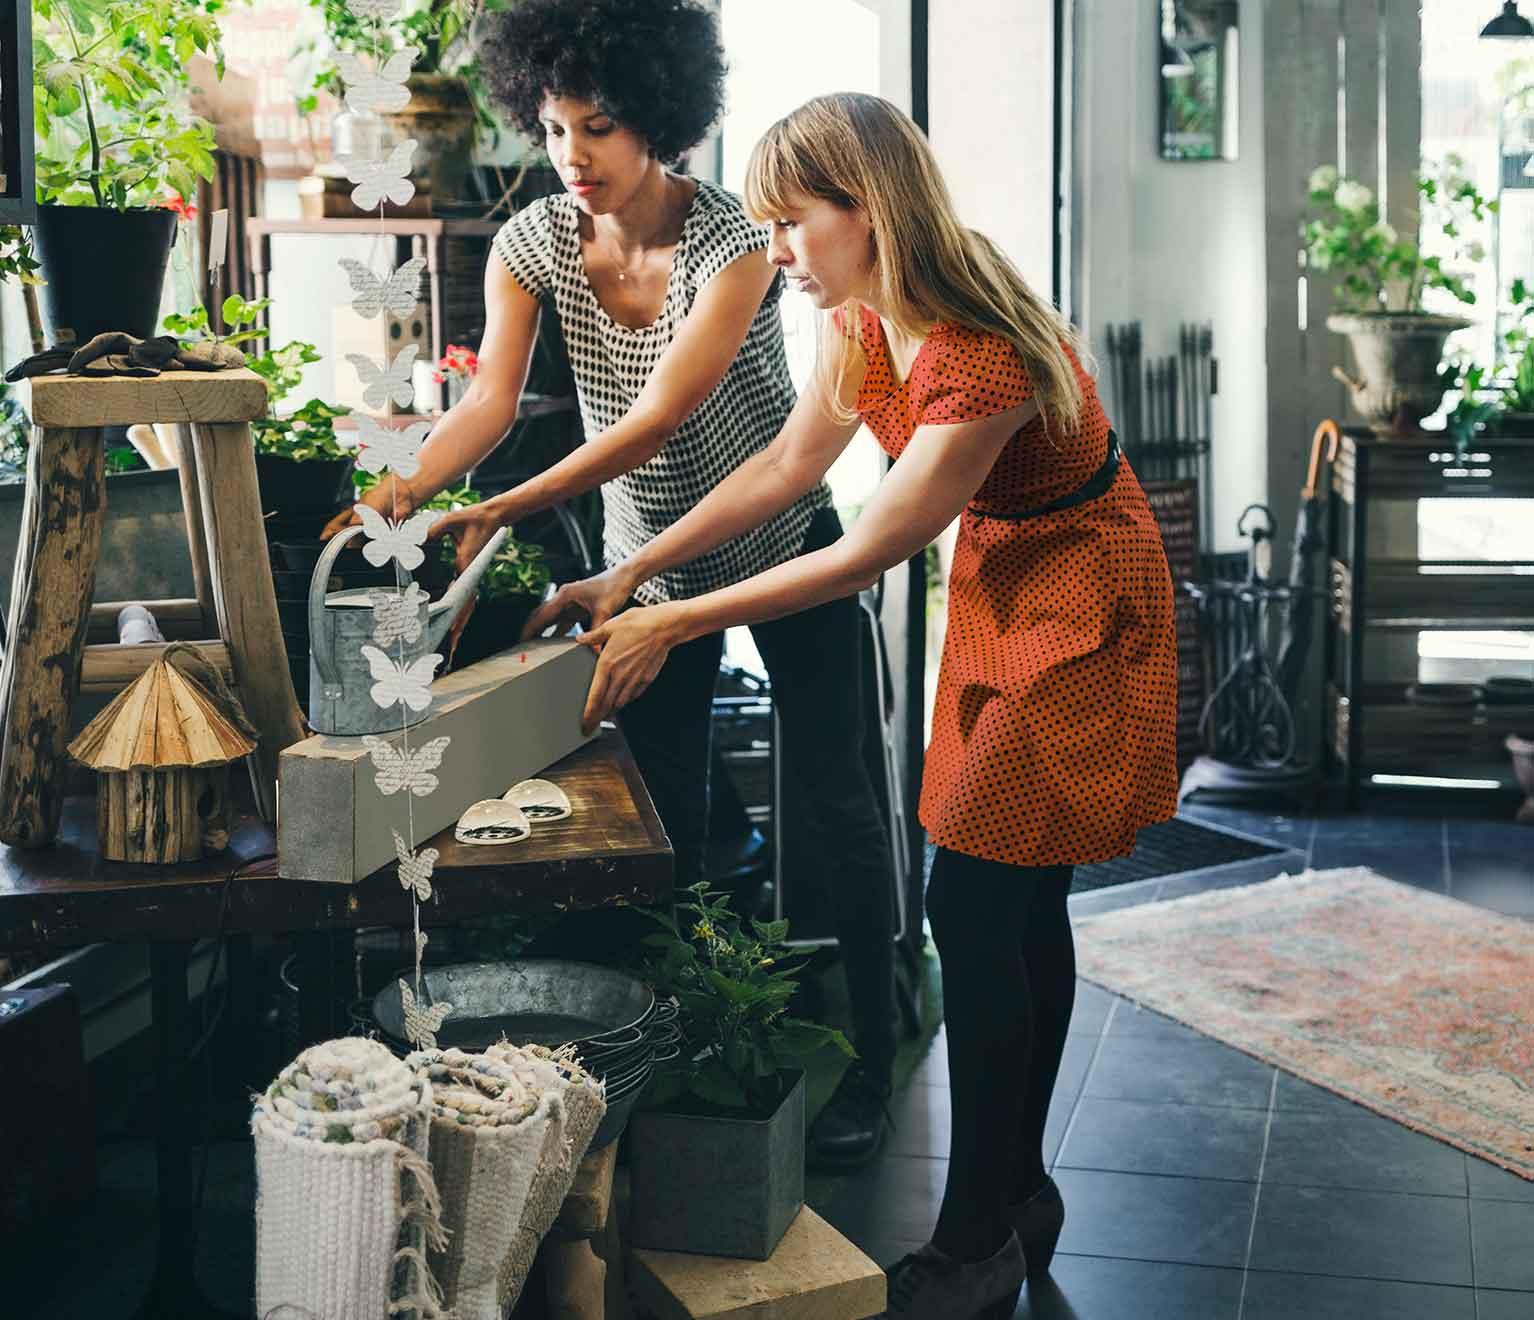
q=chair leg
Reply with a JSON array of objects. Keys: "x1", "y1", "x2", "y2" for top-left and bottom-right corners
[
  {"x1": 0, "y1": 424, "x2": 106, "y2": 846},
  {"x1": 168, "y1": 422, "x2": 216, "y2": 633},
  {"x1": 188, "y1": 420, "x2": 305, "y2": 819}
]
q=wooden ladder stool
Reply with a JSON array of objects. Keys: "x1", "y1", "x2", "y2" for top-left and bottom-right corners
[
  {"x1": 629, "y1": 1207, "x2": 886, "y2": 1320},
  {"x1": 0, "y1": 369, "x2": 306, "y2": 845}
]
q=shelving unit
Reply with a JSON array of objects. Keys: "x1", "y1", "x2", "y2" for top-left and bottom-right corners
[{"x1": 1323, "y1": 426, "x2": 1534, "y2": 806}]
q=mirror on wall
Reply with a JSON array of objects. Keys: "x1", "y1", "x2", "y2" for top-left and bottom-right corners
[{"x1": 1158, "y1": 0, "x2": 1239, "y2": 162}]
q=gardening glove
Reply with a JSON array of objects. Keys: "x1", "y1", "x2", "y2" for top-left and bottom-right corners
[
  {"x1": 69, "y1": 332, "x2": 160, "y2": 377},
  {"x1": 174, "y1": 340, "x2": 245, "y2": 370},
  {"x1": 4, "y1": 348, "x2": 74, "y2": 382}
]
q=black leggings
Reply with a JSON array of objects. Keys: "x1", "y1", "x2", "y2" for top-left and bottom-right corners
[{"x1": 924, "y1": 846, "x2": 1076, "y2": 1259}]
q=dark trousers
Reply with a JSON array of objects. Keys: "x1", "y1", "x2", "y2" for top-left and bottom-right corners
[{"x1": 620, "y1": 506, "x2": 898, "y2": 1081}]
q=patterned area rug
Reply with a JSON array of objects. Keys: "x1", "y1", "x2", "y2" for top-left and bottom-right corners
[{"x1": 1075, "y1": 867, "x2": 1534, "y2": 1179}]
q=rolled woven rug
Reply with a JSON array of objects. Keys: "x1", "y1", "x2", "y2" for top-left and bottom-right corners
[
  {"x1": 252, "y1": 1037, "x2": 448, "y2": 1320},
  {"x1": 412, "y1": 1042, "x2": 607, "y2": 1319}
]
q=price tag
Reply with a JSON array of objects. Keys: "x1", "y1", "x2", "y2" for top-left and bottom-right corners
[{"x1": 207, "y1": 209, "x2": 230, "y2": 277}]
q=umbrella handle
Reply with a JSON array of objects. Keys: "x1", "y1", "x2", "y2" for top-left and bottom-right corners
[{"x1": 1303, "y1": 419, "x2": 1341, "y2": 499}]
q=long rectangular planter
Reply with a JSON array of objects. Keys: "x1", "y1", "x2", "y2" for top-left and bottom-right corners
[{"x1": 628, "y1": 1070, "x2": 805, "y2": 1261}]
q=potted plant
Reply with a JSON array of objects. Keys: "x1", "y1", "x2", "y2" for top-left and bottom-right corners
[
  {"x1": 30, "y1": 0, "x2": 223, "y2": 345},
  {"x1": 627, "y1": 882, "x2": 853, "y2": 1261},
  {"x1": 294, "y1": 0, "x2": 513, "y2": 211},
  {"x1": 1305, "y1": 157, "x2": 1491, "y2": 434},
  {"x1": 432, "y1": 341, "x2": 478, "y2": 409}
]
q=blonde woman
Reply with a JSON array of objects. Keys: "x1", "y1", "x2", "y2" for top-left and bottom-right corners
[{"x1": 530, "y1": 93, "x2": 1178, "y2": 1316}]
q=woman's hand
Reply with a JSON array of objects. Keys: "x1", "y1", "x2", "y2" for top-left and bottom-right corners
[
  {"x1": 425, "y1": 502, "x2": 506, "y2": 651},
  {"x1": 320, "y1": 474, "x2": 414, "y2": 541},
  {"x1": 520, "y1": 564, "x2": 638, "y2": 640},
  {"x1": 577, "y1": 602, "x2": 687, "y2": 733}
]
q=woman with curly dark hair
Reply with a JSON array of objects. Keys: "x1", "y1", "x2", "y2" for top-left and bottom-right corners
[{"x1": 322, "y1": 0, "x2": 900, "y2": 1166}]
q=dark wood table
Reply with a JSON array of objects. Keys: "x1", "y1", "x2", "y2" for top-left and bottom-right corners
[{"x1": 0, "y1": 727, "x2": 672, "y2": 1318}]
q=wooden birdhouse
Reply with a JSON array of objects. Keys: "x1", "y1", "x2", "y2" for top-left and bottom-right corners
[{"x1": 67, "y1": 651, "x2": 257, "y2": 864}]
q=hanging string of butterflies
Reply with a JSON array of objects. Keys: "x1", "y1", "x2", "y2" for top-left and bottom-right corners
[{"x1": 331, "y1": 0, "x2": 453, "y2": 1051}]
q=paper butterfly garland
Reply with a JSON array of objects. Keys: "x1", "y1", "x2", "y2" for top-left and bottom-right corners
[
  {"x1": 363, "y1": 734, "x2": 451, "y2": 797},
  {"x1": 348, "y1": 0, "x2": 403, "y2": 17},
  {"x1": 393, "y1": 829, "x2": 438, "y2": 902},
  {"x1": 361, "y1": 645, "x2": 440, "y2": 712},
  {"x1": 356, "y1": 504, "x2": 435, "y2": 571},
  {"x1": 346, "y1": 138, "x2": 418, "y2": 211},
  {"x1": 400, "y1": 978, "x2": 453, "y2": 1051},
  {"x1": 341, "y1": 415, "x2": 432, "y2": 479},
  {"x1": 348, "y1": 344, "x2": 419, "y2": 410},
  {"x1": 370, "y1": 582, "x2": 426, "y2": 645},
  {"x1": 336, "y1": 48, "x2": 418, "y2": 114},
  {"x1": 339, "y1": 255, "x2": 426, "y2": 320}
]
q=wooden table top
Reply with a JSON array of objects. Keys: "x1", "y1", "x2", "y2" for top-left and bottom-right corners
[{"x1": 0, "y1": 728, "x2": 672, "y2": 949}]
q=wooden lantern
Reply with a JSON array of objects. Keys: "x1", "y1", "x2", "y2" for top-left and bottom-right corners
[{"x1": 67, "y1": 654, "x2": 256, "y2": 864}]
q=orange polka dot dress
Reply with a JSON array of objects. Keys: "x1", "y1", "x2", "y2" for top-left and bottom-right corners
[{"x1": 854, "y1": 307, "x2": 1179, "y2": 866}]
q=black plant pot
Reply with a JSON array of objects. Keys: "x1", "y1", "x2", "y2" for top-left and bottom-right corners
[
  {"x1": 448, "y1": 595, "x2": 538, "y2": 670},
  {"x1": 254, "y1": 455, "x2": 354, "y2": 521},
  {"x1": 29, "y1": 204, "x2": 178, "y2": 347}
]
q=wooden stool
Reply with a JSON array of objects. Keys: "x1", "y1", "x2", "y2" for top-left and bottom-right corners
[
  {"x1": 545, "y1": 1140, "x2": 627, "y2": 1320},
  {"x1": 629, "y1": 1207, "x2": 885, "y2": 1320},
  {"x1": 0, "y1": 370, "x2": 305, "y2": 843}
]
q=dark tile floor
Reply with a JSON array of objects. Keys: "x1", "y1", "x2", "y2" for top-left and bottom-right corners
[{"x1": 807, "y1": 798, "x2": 1534, "y2": 1320}]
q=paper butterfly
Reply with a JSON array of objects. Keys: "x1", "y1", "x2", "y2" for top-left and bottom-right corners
[
  {"x1": 336, "y1": 48, "x2": 417, "y2": 114},
  {"x1": 363, "y1": 734, "x2": 451, "y2": 797},
  {"x1": 347, "y1": 343, "x2": 418, "y2": 411},
  {"x1": 370, "y1": 583, "x2": 426, "y2": 646},
  {"x1": 341, "y1": 415, "x2": 431, "y2": 479},
  {"x1": 357, "y1": 504, "x2": 435, "y2": 572},
  {"x1": 393, "y1": 829, "x2": 439, "y2": 902},
  {"x1": 361, "y1": 644, "x2": 440, "y2": 711},
  {"x1": 339, "y1": 255, "x2": 425, "y2": 320},
  {"x1": 349, "y1": 0, "x2": 404, "y2": 21},
  {"x1": 400, "y1": 979, "x2": 452, "y2": 1051},
  {"x1": 346, "y1": 139, "x2": 418, "y2": 211}
]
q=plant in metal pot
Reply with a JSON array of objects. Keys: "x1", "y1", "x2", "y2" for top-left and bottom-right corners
[
  {"x1": 293, "y1": 0, "x2": 513, "y2": 210},
  {"x1": 30, "y1": 0, "x2": 226, "y2": 344},
  {"x1": 625, "y1": 881, "x2": 852, "y2": 1259},
  {"x1": 1305, "y1": 156, "x2": 1492, "y2": 433}
]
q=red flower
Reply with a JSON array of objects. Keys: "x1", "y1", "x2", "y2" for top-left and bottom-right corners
[
  {"x1": 162, "y1": 195, "x2": 197, "y2": 222},
  {"x1": 436, "y1": 343, "x2": 479, "y2": 379}
]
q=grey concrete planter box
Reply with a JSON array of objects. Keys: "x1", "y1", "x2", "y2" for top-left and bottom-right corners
[{"x1": 628, "y1": 1070, "x2": 805, "y2": 1261}]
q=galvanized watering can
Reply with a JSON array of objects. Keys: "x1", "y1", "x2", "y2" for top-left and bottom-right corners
[{"x1": 307, "y1": 522, "x2": 509, "y2": 736}]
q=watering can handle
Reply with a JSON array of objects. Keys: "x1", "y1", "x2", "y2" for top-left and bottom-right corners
[{"x1": 309, "y1": 524, "x2": 366, "y2": 697}]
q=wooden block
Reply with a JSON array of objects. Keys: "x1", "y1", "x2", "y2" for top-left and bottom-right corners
[
  {"x1": 277, "y1": 639, "x2": 597, "y2": 883},
  {"x1": 556, "y1": 1138, "x2": 619, "y2": 1239},
  {"x1": 20, "y1": 369, "x2": 269, "y2": 427},
  {"x1": 629, "y1": 1207, "x2": 885, "y2": 1320}
]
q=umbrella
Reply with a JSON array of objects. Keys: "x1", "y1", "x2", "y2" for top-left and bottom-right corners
[{"x1": 1274, "y1": 419, "x2": 1341, "y2": 706}]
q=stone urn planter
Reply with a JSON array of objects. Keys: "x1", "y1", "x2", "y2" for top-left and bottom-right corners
[
  {"x1": 382, "y1": 74, "x2": 477, "y2": 213},
  {"x1": 1508, "y1": 734, "x2": 1534, "y2": 825},
  {"x1": 1327, "y1": 312, "x2": 1472, "y2": 435}
]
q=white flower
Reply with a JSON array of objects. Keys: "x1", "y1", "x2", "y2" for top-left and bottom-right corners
[
  {"x1": 1445, "y1": 152, "x2": 1465, "y2": 170},
  {"x1": 1467, "y1": 240, "x2": 1486, "y2": 263},
  {"x1": 1335, "y1": 180, "x2": 1374, "y2": 213},
  {"x1": 1366, "y1": 222, "x2": 1398, "y2": 247},
  {"x1": 1308, "y1": 164, "x2": 1339, "y2": 194}
]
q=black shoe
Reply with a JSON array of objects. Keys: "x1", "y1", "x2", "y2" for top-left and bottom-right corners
[
  {"x1": 1007, "y1": 1175, "x2": 1065, "y2": 1281},
  {"x1": 882, "y1": 1234, "x2": 1027, "y2": 1318},
  {"x1": 809, "y1": 1062, "x2": 893, "y2": 1169}
]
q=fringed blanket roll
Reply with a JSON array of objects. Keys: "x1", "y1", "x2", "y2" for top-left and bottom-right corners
[
  {"x1": 252, "y1": 1037, "x2": 448, "y2": 1320},
  {"x1": 412, "y1": 1042, "x2": 607, "y2": 1319}
]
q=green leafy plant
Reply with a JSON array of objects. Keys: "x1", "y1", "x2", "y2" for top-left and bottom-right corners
[
  {"x1": 639, "y1": 882, "x2": 853, "y2": 1115},
  {"x1": 0, "y1": 226, "x2": 41, "y2": 286},
  {"x1": 1498, "y1": 278, "x2": 1534, "y2": 415},
  {"x1": 0, "y1": 380, "x2": 33, "y2": 481},
  {"x1": 32, "y1": 0, "x2": 224, "y2": 208},
  {"x1": 1441, "y1": 361, "x2": 1500, "y2": 456},
  {"x1": 294, "y1": 0, "x2": 513, "y2": 141},
  {"x1": 250, "y1": 398, "x2": 352, "y2": 461},
  {"x1": 1303, "y1": 157, "x2": 1494, "y2": 313}
]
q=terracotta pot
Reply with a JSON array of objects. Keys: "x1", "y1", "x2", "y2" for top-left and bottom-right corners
[
  {"x1": 382, "y1": 74, "x2": 477, "y2": 212},
  {"x1": 1326, "y1": 312, "x2": 1471, "y2": 435},
  {"x1": 1507, "y1": 733, "x2": 1534, "y2": 825}
]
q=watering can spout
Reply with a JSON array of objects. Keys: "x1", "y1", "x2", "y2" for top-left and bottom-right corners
[{"x1": 425, "y1": 523, "x2": 510, "y2": 651}]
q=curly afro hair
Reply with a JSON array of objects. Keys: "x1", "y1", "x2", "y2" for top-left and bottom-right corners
[{"x1": 479, "y1": 0, "x2": 727, "y2": 164}]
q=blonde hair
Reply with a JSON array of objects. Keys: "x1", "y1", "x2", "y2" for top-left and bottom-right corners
[{"x1": 744, "y1": 92, "x2": 1086, "y2": 428}]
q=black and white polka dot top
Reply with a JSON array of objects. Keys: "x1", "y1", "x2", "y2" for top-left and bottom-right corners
[{"x1": 493, "y1": 179, "x2": 830, "y2": 604}]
